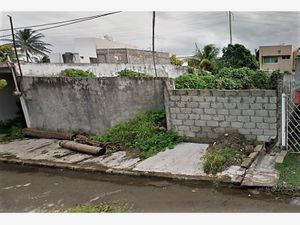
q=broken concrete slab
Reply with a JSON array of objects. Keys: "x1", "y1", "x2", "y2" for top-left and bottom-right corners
[
  {"x1": 217, "y1": 166, "x2": 246, "y2": 183},
  {"x1": 133, "y1": 143, "x2": 209, "y2": 176},
  {"x1": 254, "y1": 145, "x2": 263, "y2": 152},
  {"x1": 241, "y1": 158, "x2": 253, "y2": 169},
  {"x1": 241, "y1": 169, "x2": 279, "y2": 187},
  {"x1": 275, "y1": 151, "x2": 288, "y2": 164}
]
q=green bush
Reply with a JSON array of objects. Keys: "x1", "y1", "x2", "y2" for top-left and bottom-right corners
[
  {"x1": 89, "y1": 110, "x2": 182, "y2": 158},
  {"x1": 0, "y1": 79, "x2": 8, "y2": 89},
  {"x1": 0, "y1": 118, "x2": 25, "y2": 142},
  {"x1": 60, "y1": 68, "x2": 96, "y2": 78},
  {"x1": 203, "y1": 146, "x2": 239, "y2": 175},
  {"x1": 118, "y1": 69, "x2": 151, "y2": 78},
  {"x1": 175, "y1": 67, "x2": 278, "y2": 90}
]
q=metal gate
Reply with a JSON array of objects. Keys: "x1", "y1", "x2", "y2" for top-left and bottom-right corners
[{"x1": 282, "y1": 93, "x2": 300, "y2": 153}]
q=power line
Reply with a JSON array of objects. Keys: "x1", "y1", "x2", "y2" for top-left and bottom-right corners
[{"x1": 0, "y1": 11, "x2": 122, "y2": 38}]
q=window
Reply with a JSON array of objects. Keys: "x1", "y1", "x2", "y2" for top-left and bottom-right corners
[
  {"x1": 282, "y1": 55, "x2": 291, "y2": 60},
  {"x1": 263, "y1": 56, "x2": 278, "y2": 63}
]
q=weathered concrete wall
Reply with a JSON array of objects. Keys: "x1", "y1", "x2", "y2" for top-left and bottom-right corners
[
  {"x1": 0, "y1": 72, "x2": 20, "y2": 122},
  {"x1": 21, "y1": 77, "x2": 166, "y2": 133},
  {"x1": 165, "y1": 87, "x2": 278, "y2": 142},
  {"x1": 20, "y1": 63, "x2": 187, "y2": 78}
]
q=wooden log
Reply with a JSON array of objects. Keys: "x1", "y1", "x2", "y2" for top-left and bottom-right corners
[
  {"x1": 59, "y1": 140, "x2": 105, "y2": 155},
  {"x1": 22, "y1": 128, "x2": 75, "y2": 140}
]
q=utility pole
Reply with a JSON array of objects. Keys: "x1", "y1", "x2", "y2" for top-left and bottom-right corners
[
  {"x1": 152, "y1": 11, "x2": 157, "y2": 77},
  {"x1": 228, "y1": 11, "x2": 232, "y2": 45}
]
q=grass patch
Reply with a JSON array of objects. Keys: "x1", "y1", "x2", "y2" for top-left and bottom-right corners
[
  {"x1": 89, "y1": 110, "x2": 182, "y2": 158},
  {"x1": 57, "y1": 202, "x2": 127, "y2": 213},
  {"x1": 275, "y1": 153, "x2": 300, "y2": 190},
  {"x1": 0, "y1": 118, "x2": 25, "y2": 142},
  {"x1": 203, "y1": 145, "x2": 240, "y2": 175},
  {"x1": 118, "y1": 69, "x2": 152, "y2": 78}
]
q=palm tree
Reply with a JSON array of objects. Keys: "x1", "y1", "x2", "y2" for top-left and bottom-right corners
[
  {"x1": 15, "y1": 29, "x2": 52, "y2": 62},
  {"x1": 188, "y1": 43, "x2": 220, "y2": 72}
]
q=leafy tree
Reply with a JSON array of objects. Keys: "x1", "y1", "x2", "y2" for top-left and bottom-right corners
[
  {"x1": 170, "y1": 54, "x2": 183, "y2": 66},
  {"x1": 0, "y1": 79, "x2": 8, "y2": 90},
  {"x1": 220, "y1": 44, "x2": 258, "y2": 70},
  {"x1": 188, "y1": 43, "x2": 220, "y2": 73},
  {"x1": 0, "y1": 44, "x2": 15, "y2": 62},
  {"x1": 15, "y1": 29, "x2": 52, "y2": 62}
]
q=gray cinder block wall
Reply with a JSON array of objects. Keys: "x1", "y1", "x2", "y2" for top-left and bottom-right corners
[
  {"x1": 165, "y1": 85, "x2": 278, "y2": 142},
  {"x1": 21, "y1": 77, "x2": 166, "y2": 134}
]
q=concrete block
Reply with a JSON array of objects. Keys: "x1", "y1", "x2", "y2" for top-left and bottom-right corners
[
  {"x1": 256, "y1": 123, "x2": 270, "y2": 129},
  {"x1": 219, "y1": 121, "x2": 230, "y2": 127},
  {"x1": 225, "y1": 115, "x2": 237, "y2": 122},
  {"x1": 256, "y1": 97, "x2": 269, "y2": 103},
  {"x1": 237, "y1": 103, "x2": 250, "y2": 110},
  {"x1": 210, "y1": 102, "x2": 224, "y2": 109},
  {"x1": 178, "y1": 125, "x2": 190, "y2": 131},
  {"x1": 239, "y1": 128, "x2": 251, "y2": 135},
  {"x1": 264, "y1": 129, "x2": 277, "y2": 136},
  {"x1": 269, "y1": 111, "x2": 277, "y2": 117},
  {"x1": 170, "y1": 95, "x2": 180, "y2": 101},
  {"x1": 170, "y1": 107, "x2": 180, "y2": 114},
  {"x1": 216, "y1": 97, "x2": 229, "y2": 103},
  {"x1": 244, "y1": 122, "x2": 255, "y2": 129},
  {"x1": 184, "y1": 131, "x2": 196, "y2": 137},
  {"x1": 205, "y1": 96, "x2": 216, "y2": 102},
  {"x1": 177, "y1": 114, "x2": 188, "y2": 120},
  {"x1": 218, "y1": 109, "x2": 229, "y2": 115},
  {"x1": 204, "y1": 108, "x2": 217, "y2": 115},
  {"x1": 230, "y1": 97, "x2": 242, "y2": 103},
  {"x1": 251, "y1": 116, "x2": 263, "y2": 123},
  {"x1": 195, "y1": 120, "x2": 206, "y2": 127},
  {"x1": 171, "y1": 119, "x2": 182, "y2": 125},
  {"x1": 199, "y1": 89, "x2": 212, "y2": 96},
  {"x1": 213, "y1": 127, "x2": 226, "y2": 133},
  {"x1": 230, "y1": 109, "x2": 242, "y2": 116},
  {"x1": 250, "y1": 129, "x2": 263, "y2": 135},
  {"x1": 187, "y1": 90, "x2": 198, "y2": 96},
  {"x1": 190, "y1": 126, "x2": 201, "y2": 132},
  {"x1": 242, "y1": 97, "x2": 256, "y2": 103},
  {"x1": 244, "y1": 134, "x2": 257, "y2": 140},
  {"x1": 269, "y1": 124, "x2": 277, "y2": 129},
  {"x1": 181, "y1": 96, "x2": 191, "y2": 102},
  {"x1": 224, "y1": 103, "x2": 237, "y2": 109},
  {"x1": 192, "y1": 96, "x2": 204, "y2": 102},
  {"x1": 269, "y1": 97, "x2": 277, "y2": 104},
  {"x1": 192, "y1": 108, "x2": 203, "y2": 114},
  {"x1": 170, "y1": 114, "x2": 177, "y2": 119},
  {"x1": 257, "y1": 135, "x2": 270, "y2": 142},
  {"x1": 255, "y1": 110, "x2": 268, "y2": 117},
  {"x1": 254, "y1": 145, "x2": 263, "y2": 152},
  {"x1": 189, "y1": 114, "x2": 200, "y2": 120},
  {"x1": 224, "y1": 90, "x2": 238, "y2": 96},
  {"x1": 264, "y1": 90, "x2": 276, "y2": 97},
  {"x1": 264, "y1": 117, "x2": 277, "y2": 123},
  {"x1": 241, "y1": 157, "x2": 254, "y2": 168},
  {"x1": 249, "y1": 151, "x2": 259, "y2": 160},
  {"x1": 242, "y1": 110, "x2": 255, "y2": 116},
  {"x1": 198, "y1": 102, "x2": 210, "y2": 108},
  {"x1": 212, "y1": 115, "x2": 225, "y2": 121},
  {"x1": 206, "y1": 121, "x2": 219, "y2": 127},
  {"x1": 180, "y1": 108, "x2": 192, "y2": 114},
  {"x1": 175, "y1": 102, "x2": 186, "y2": 108},
  {"x1": 187, "y1": 102, "x2": 199, "y2": 108},
  {"x1": 238, "y1": 116, "x2": 250, "y2": 123},
  {"x1": 201, "y1": 115, "x2": 212, "y2": 120},
  {"x1": 231, "y1": 121, "x2": 243, "y2": 128},
  {"x1": 264, "y1": 103, "x2": 277, "y2": 110},
  {"x1": 183, "y1": 120, "x2": 194, "y2": 126},
  {"x1": 250, "y1": 103, "x2": 263, "y2": 110}
]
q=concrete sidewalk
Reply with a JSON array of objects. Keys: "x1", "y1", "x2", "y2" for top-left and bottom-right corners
[{"x1": 0, "y1": 138, "x2": 274, "y2": 186}]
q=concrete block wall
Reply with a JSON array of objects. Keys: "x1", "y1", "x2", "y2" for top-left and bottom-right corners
[{"x1": 165, "y1": 88, "x2": 278, "y2": 142}]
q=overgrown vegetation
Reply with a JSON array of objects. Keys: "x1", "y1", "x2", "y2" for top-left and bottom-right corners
[
  {"x1": 203, "y1": 146, "x2": 240, "y2": 175},
  {"x1": 170, "y1": 54, "x2": 183, "y2": 66},
  {"x1": 202, "y1": 133, "x2": 251, "y2": 175},
  {"x1": 57, "y1": 202, "x2": 127, "y2": 213},
  {"x1": 60, "y1": 68, "x2": 96, "y2": 78},
  {"x1": 90, "y1": 110, "x2": 182, "y2": 158},
  {"x1": 0, "y1": 118, "x2": 25, "y2": 142},
  {"x1": 118, "y1": 69, "x2": 152, "y2": 78},
  {"x1": 175, "y1": 67, "x2": 279, "y2": 90},
  {"x1": 0, "y1": 44, "x2": 15, "y2": 62},
  {"x1": 0, "y1": 79, "x2": 7, "y2": 89},
  {"x1": 275, "y1": 153, "x2": 300, "y2": 190}
]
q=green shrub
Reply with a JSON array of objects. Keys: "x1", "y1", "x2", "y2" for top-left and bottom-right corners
[
  {"x1": 118, "y1": 69, "x2": 151, "y2": 78},
  {"x1": 60, "y1": 68, "x2": 96, "y2": 78},
  {"x1": 0, "y1": 79, "x2": 7, "y2": 89},
  {"x1": 90, "y1": 110, "x2": 182, "y2": 158},
  {"x1": 0, "y1": 118, "x2": 25, "y2": 142},
  {"x1": 203, "y1": 146, "x2": 239, "y2": 175},
  {"x1": 175, "y1": 67, "x2": 278, "y2": 90}
]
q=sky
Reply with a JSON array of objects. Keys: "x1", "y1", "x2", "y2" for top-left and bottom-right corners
[{"x1": 0, "y1": 11, "x2": 300, "y2": 56}]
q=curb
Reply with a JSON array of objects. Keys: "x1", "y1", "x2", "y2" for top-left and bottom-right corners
[{"x1": 0, "y1": 156, "x2": 239, "y2": 185}]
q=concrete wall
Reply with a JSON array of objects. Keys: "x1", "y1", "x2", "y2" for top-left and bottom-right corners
[
  {"x1": 20, "y1": 63, "x2": 187, "y2": 78},
  {"x1": 165, "y1": 87, "x2": 278, "y2": 142},
  {"x1": 0, "y1": 73, "x2": 20, "y2": 122},
  {"x1": 21, "y1": 77, "x2": 166, "y2": 133}
]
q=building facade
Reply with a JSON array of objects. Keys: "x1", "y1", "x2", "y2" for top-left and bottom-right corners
[{"x1": 259, "y1": 45, "x2": 299, "y2": 73}]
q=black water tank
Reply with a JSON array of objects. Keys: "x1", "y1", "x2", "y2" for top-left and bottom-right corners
[{"x1": 62, "y1": 52, "x2": 74, "y2": 63}]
